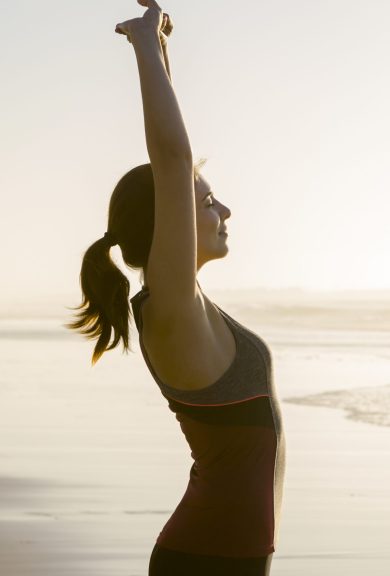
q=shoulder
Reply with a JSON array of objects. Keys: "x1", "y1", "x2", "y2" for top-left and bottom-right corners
[
  {"x1": 141, "y1": 285, "x2": 210, "y2": 338},
  {"x1": 139, "y1": 288, "x2": 230, "y2": 391}
]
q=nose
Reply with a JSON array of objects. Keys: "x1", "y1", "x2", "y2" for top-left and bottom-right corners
[
  {"x1": 222, "y1": 205, "x2": 231, "y2": 220},
  {"x1": 215, "y1": 198, "x2": 231, "y2": 221}
]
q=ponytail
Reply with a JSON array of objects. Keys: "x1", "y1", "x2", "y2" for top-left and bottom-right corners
[
  {"x1": 65, "y1": 158, "x2": 207, "y2": 365},
  {"x1": 65, "y1": 235, "x2": 132, "y2": 366}
]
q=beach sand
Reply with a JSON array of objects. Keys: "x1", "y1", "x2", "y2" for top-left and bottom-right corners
[
  {"x1": 1, "y1": 400, "x2": 389, "y2": 575},
  {"x1": 1, "y1": 290, "x2": 390, "y2": 575}
]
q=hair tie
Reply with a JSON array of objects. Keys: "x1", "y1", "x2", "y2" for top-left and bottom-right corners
[{"x1": 103, "y1": 231, "x2": 118, "y2": 247}]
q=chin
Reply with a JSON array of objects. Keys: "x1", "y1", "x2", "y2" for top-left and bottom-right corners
[{"x1": 214, "y1": 246, "x2": 230, "y2": 260}]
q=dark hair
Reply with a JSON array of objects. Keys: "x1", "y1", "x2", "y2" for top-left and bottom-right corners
[{"x1": 65, "y1": 159, "x2": 207, "y2": 365}]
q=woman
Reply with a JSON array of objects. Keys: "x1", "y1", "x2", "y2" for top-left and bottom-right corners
[{"x1": 67, "y1": 1, "x2": 286, "y2": 574}]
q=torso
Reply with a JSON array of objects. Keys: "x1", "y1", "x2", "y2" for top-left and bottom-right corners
[{"x1": 140, "y1": 287, "x2": 237, "y2": 391}]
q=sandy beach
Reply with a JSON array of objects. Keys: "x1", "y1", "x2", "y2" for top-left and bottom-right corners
[{"x1": 1, "y1": 289, "x2": 390, "y2": 575}]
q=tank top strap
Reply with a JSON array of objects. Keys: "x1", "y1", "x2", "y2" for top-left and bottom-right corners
[{"x1": 130, "y1": 287, "x2": 149, "y2": 332}]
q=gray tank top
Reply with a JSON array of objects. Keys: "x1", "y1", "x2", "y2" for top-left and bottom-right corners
[{"x1": 130, "y1": 285, "x2": 286, "y2": 557}]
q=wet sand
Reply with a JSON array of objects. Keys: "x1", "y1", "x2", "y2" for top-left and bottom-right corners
[
  {"x1": 1, "y1": 289, "x2": 390, "y2": 574},
  {"x1": 1, "y1": 400, "x2": 389, "y2": 575}
]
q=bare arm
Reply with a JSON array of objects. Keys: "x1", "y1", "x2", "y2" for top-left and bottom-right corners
[
  {"x1": 116, "y1": 1, "x2": 197, "y2": 309},
  {"x1": 159, "y1": 13, "x2": 173, "y2": 83},
  {"x1": 117, "y1": 8, "x2": 189, "y2": 161},
  {"x1": 161, "y1": 41, "x2": 172, "y2": 83}
]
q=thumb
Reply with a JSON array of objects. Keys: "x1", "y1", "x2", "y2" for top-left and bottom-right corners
[
  {"x1": 138, "y1": 0, "x2": 162, "y2": 10},
  {"x1": 115, "y1": 23, "x2": 126, "y2": 34}
]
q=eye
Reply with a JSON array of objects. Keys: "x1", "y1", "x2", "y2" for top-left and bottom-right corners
[{"x1": 207, "y1": 202, "x2": 215, "y2": 208}]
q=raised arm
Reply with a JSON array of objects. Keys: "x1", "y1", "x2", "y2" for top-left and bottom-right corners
[
  {"x1": 161, "y1": 35, "x2": 172, "y2": 82},
  {"x1": 115, "y1": 0, "x2": 198, "y2": 316},
  {"x1": 159, "y1": 12, "x2": 173, "y2": 82},
  {"x1": 116, "y1": 3, "x2": 189, "y2": 160}
]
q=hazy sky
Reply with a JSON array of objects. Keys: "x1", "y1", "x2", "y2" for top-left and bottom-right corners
[{"x1": 2, "y1": 0, "x2": 390, "y2": 308}]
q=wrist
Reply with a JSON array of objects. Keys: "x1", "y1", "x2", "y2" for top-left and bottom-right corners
[
  {"x1": 160, "y1": 32, "x2": 168, "y2": 49},
  {"x1": 131, "y1": 25, "x2": 160, "y2": 49}
]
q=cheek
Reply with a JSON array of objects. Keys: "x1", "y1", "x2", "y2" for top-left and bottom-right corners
[
  {"x1": 205, "y1": 211, "x2": 219, "y2": 232},
  {"x1": 197, "y1": 207, "x2": 219, "y2": 236}
]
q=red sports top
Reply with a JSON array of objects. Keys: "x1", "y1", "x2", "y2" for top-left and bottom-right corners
[{"x1": 130, "y1": 286, "x2": 286, "y2": 558}]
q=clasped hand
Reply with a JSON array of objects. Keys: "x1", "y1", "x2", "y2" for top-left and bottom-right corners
[{"x1": 115, "y1": 0, "x2": 173, "y2": 47}]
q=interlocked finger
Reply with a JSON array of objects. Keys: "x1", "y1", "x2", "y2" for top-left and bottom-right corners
[{"x1": 161, "y1": 12, "x2": 173, "y2": 36}]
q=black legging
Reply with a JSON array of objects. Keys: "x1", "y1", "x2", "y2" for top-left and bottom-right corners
[{"x1": 149, "y1": 544, "x2": 273, "y2": 576}]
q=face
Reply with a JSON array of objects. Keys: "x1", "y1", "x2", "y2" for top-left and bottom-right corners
[{"x1": 194, "y1": 174, "x2": 231, "y2": 271}]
